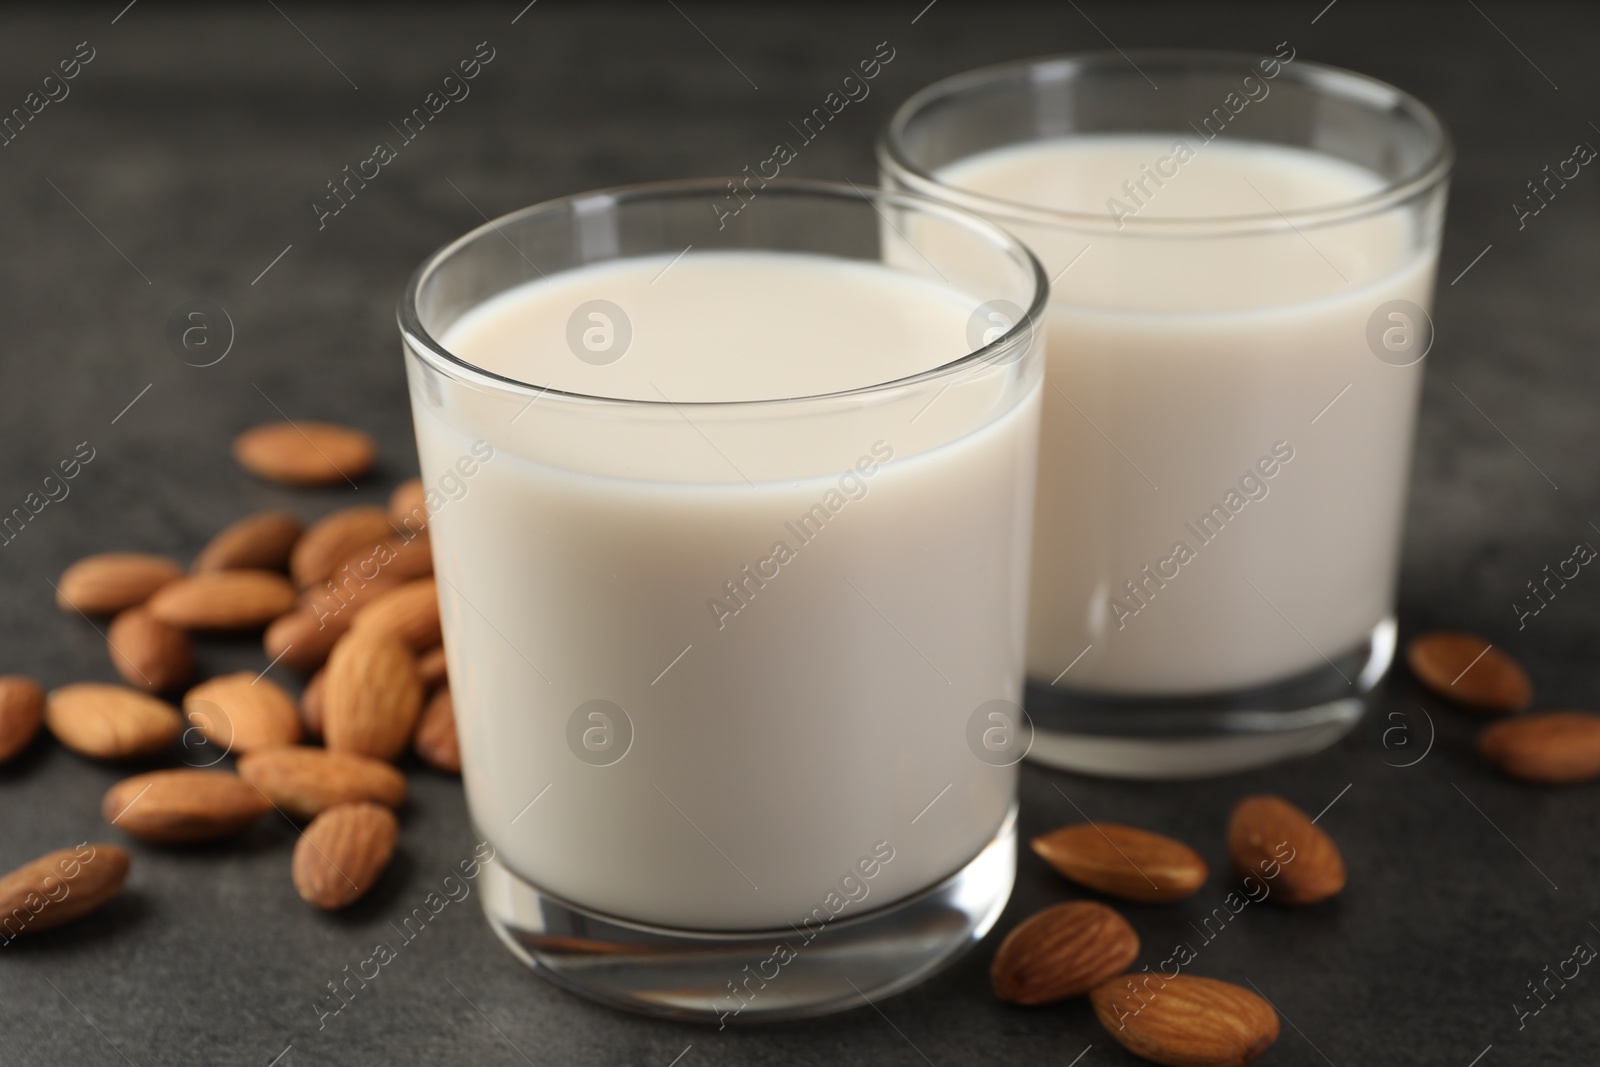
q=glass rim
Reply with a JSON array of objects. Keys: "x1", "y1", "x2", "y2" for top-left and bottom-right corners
[
  {"x1": 878, "y1": 49, "x2": 1455, "y2": 236},
  {"x1": 397, "y1": 177, "x2": 1049, "y2": 410}
]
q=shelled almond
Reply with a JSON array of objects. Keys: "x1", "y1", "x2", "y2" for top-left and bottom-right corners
[
  {"x1": 107, "y1": 607, "x2": 192, "y2": 692},
  {"x1": 416, "y1": 645, "x2": 448, "y2": 690},
  {"x1": 413, "y1": 686, "x2": 460, "y2": 773},
  {"x1": 233, "y1": 421, "x2": 376, "y2": 487},
  {"x1": 45, "y1": 683, "x2": 183, "y2": 761},
  {"x1": 1032, "y1": 822, "x2": 1207, "y2": 903},
  {"x1": 194, "y1": 510, "x2": 303, "y2": 572},
  {"x1": 1479, "y1": 711, "x2": 1600, "y2": 784},
  {"x1": 183, "y1": 672, "x2": 302, "y2": 753},
  {"x1": 0, "y1": 845, "x2": 130, "y2": 937},
  {"x1": 292, "y1": 802, "x2": 397, "y2": 909},
  {"x1": 146, "y1": 570, "x2": 297, "y2": 630},
  {"x1": 237, "y1": 746, "x2": 406, "y2": 820},
  {"x1": 991, "y1": 901, "x2": 1137, "y2": 1005},
  {"x1": 1406, "y1": 630, "x2": 1532, "y2": 713},
  {"x1": 1227, "y1": 795, "x2": 1345, "y2": 906},
  {"x1": 1090, "y1": 974, "x2": 1278, "y2": 1067},
  {"x1": 0, "y1": 676, "x2": 45, "y2": 763},
  {"x1": 290, "y1": 506, "x2": 395, "y2": 588},
  {"x1": 102, "y1": 769, "x2": 272, "y2": 844},
  {"x1": 321, "y1": 629, "x2": 422, "y2": 761},
  {"x1": 56, "y1": 553, "x2": 182, "y2": 615},
  {"x1": 351, "y1": 577, "x2": 441, "y2": 651}
]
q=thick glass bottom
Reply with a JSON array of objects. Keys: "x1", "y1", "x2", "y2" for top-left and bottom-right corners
[
  {"x1": 478, "y1": 805, "x2": 1017, "y2": 1024},
  {"x1": 1024, "y1": 617, "x2": 1395, "y2": 779}
]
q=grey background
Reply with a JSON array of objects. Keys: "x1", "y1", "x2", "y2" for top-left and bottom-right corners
[{"x1": 1, "y1": 2, "x2": 1597, "y2": 1064}]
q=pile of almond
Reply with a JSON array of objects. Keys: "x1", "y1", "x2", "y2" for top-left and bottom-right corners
[
  {"x1": 1407, "y1": 630, "x2": 1600, "y2": 783},
  {"x1": 0, "y1": 422, "x2": 459, "y2": 934},
  {"x1": 992, "y1": 795, "x2": 1344, "y2": 1066}
]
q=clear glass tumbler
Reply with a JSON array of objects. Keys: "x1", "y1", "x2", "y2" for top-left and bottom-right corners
[
  {"x1": 397, "y1": 179, "x2": 1046, "y2": 1021},
  {"x1": 881, "y1": 51, "x2": 1452, "y2": 778}
]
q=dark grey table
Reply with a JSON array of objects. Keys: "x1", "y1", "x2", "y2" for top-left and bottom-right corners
[{"x1": 2, "y1": 3, "x2": 1597, "y2": 1064}]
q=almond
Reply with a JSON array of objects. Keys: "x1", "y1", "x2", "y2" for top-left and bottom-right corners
[
  {"x1": 263, "y1": 604, "x2": 353, "y2": 674},
  {"x1": 293, "y1": 802, "x2": 397, "y2": 909},
  {"x1": 146, "y1": 570, "x2": 297, "y2": 630},
  {"x1": 1091, "y1": 974, "x2": 1278, "y2": 1067},
  {"x1": 334, "y1": 530, "x2": 434, "y2": 586},
  {"x1": 991, "y1": 901, "x2": 1138, "y2": 1005},
  {"x1": 232, "y1": 421, "x2": 376, "y2": 487},
  {"x1": 322, "y1": 630, "x2": 423, "y2": 761},
  {"x1": 389, "y1": 477, "x2": 427, "y2": 532},
  {"x1": 351, "y1": 577, "x2": 441, "y2": 651},
  {"x1": 1228, "y1": 795, "x2": 1345, "y2": 905},
  {"x1": 416, "y1": 645, "x2": 448, "y2": 690},
  {"x1": 56, "y1": 553, "x2": 182, "y2": 615},
  {"x1": 0, "y1": 676, "x2": 45, "y2": 763},
  {"x1": 46, "y1": 683, "x2": 183, "y2": 761},
  {"x1": 102, "y1": 769, "x2": 272, "y2": 843},
  {"x1": 0, "y1": 844, "x2": 130, "y2": 937},
  {"x1": 414, "y1": 686, "x2": 460, "y2": 773},
  {"x1": 107, "y1": 607, "x2": 192, "y2": 692},
  {"x1": 1406, "y1": 631, "x2": 1532, "y2": 713},
  {"x1": 194, "y1": 510, "x2": 302, "y2": 572},
  {"x1": 290, "y1": 506, "x2": 395, "y2": 588},
  {"x1": 1479, "y1": 711, "x2": 1600, "y2": 784},
  {"x1": 236, "y1": 746, "x2": 406, "y2": 820},
  {"x1": 183, "y1": 672, "x2": 302, "y2": 753},
  {"x1": 1032, "y1": 823, "x2": 1208, "y2": 903},
  {"x1": 301, "y1": 670, "x2": 326, "y2": 739}
]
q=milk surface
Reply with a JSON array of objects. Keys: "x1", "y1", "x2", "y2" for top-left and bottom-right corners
[
  {"x1": 939, "y1": 136, "x2": 1435, "y2": 694},
  {"x1": 417, "y1": 251, "x2": 1039, "y2": 929}
]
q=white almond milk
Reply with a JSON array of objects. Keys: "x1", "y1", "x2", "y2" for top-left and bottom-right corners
[
  {"x1": 414, "y1": 251, "x2": 1039, "y2": 930},
  {"x1": 938, "y1": 136, "x2": 1436, "y2": 695}
]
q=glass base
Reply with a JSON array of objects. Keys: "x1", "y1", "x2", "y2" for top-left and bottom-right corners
[
  {"x1": 1024, "y1": 617, "x2": 1395, "y2": 779},
  {"x1": 478, "y1": 804, "x2": 1017, "y2": 1024}
]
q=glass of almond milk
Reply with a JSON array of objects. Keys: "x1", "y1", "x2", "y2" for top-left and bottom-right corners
[
  {"x1": 398, "y1": 180, "x2": 1045, "y2": 1021},
  {"x1": 882, "y1": 51, "x2": 1452, "y2": 777}
]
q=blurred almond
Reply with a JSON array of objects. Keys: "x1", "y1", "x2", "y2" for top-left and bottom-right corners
[
  {"x1": 301, "y1": 670, "x2": 326, "y2": 739},
  {"x1": 46, "y1": 683, "x2": 182, "y2": 761},
  {"x1": 389, "y1": 477, "x2": 427, "y2": 532},
  {"x1": 0, "y1": 844, "x2": 130, "y2": 937},
  {"x1": 232, "y1": 421, "x2": 375, "y2": 487},
  {"x1": 237, "y1": 746, "x2": 406, "y2": 820},
  {"x1": 293, "y1": 802, "x2": 397, "y2": 909},
  {"x1": 322, "y1": 630, "x2": 422, "y2": 761},
  {"x1": 290, "y1": 506, "x2": 395, "y2": 588},
  {"x1": 102, "y1": 769, "x2": 271, "y2": 844},
  {"x1": 416, "y1": 645, "x2": 448, "y2": 690},
  {"x1": 1091, "y1": 974, "x2": 1278, "y2": 1067},
  {"x1": 414, "y1": 686, "x2": 460, "y2": 773},
  {"x1": 146, "y1": 570, "x2": 297, "y2": 630},
  {"x1": 183, "y1": 672, "x2": 302, "y2": 754},
  {"x1": 352, "y1": 578, "x2": 440, "y2": 651},
  {"x1": 333, "y1": 530, "x2": 434, "y2": 587},
  {"x1": 263, "y1": 605, "x2": 352, "y2": 674},
  {"x1": 1032, "y1": 823, "x2": 1207, "y2": 903},
  {"x1": 1228, "y1": 795, "x2": 1345, "y2": 906},
  {"x1": 1479, "y1": 711, "x2": 1600, "y2": 784},
  {"x1": 1407, "y1": 631, "x2": 1532, "y2": 713},
  {"x1": 0, "y1": 676, "x2": 45, "y2": 763},
  {"x1": 991, "y1": 900, "x2": 1138, "y2": 1005},
  {"x1": 194, "y1": 510, "x2": 302, "y2": 572},
  {"x1": 56, "y1": 553, "x2": 182, "y2": 615},
  {"x1": 107, "y1": 607, "x2": 192, "y2": 692}
]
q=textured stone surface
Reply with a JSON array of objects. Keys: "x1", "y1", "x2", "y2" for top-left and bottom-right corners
[{"x1": 1, "y1": 3, "x2": 1597, "y2": 1064}]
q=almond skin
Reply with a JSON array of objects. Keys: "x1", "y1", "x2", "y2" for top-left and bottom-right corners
[
  {"x1": 1228, "y1": 795, "x2": 1346, "y2": 906},
  {"x1": 293, "y1": 802, "x2": 398, "y2": 909},
  {"x1": 0, "y1": 676, "x2": 45, "y2": 763},
  {"x1": 389, "y1": 477, "x2": 427, "y2": 532},
  {"x1": 322, "y1": 630, "x2": 423, "y2": 761},
  {"x1": 232, "y1": 421, "x2": 376, "y2": 487},
  {"x1": 236, "y1": 746, "x2": 406, "y2": 820},
  {"x1": 333, "y1": 530, "x2": 434, "y2": 586},
  {"x1": 183, "y1": 672, "x2": 303, "y2": 754},
  {"x1": 1091, "y1": 974, "x2": 1278, "y2": 1067},
  {"x1": 194, "y1": 510, "x2": 303, "y2": 572},
  {"x1": 351, "y1": 577, "x2": 441, "y2": 651},
  {"x1": 102, "y1": 769, "x2": 272, "y2": 844},
  {"x1": 301, "y1": 670, "x2": 326, "y2": 739},
  {"x1": 146, "y1": 570, "x2": 298, "y2": 630},
  {"x1": 290, "y1": 506, "x2": 395, "y2": 588},
  {"x1": 1479, "y1": 711, "x2": 1600, "y2": 784},
  {"x1": 414, "y1": 686, "x2": 460, "y2": 773},
  {"x1": 263, "y1": 604, "x2": 353, "y2": 674},
  {"x1": 0, "y1": 844, "x2": 130, "y2": 937},
  {"x1": 56, "y1": 553, "x2": 182, "y2": 615},
  {"x1": 1406, "y1": 631, "x2": 1532, "y2": 713},
  {"x1": 416, "y1": 645, "x2": 448, "y2": 691},
  {"x1": 1032, "y1": 823, "x2": 1208, "y2": 903},
  {"x1": 107, "y1": 607, "x2": 192, "y2": 692},
  {"x1": 991, "y1": 901, "x2": 1139, "y2": 1005},
  {"x1": 46, "y1": 684, "x2": 183, "y2": 761}
]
